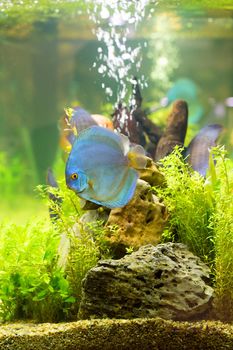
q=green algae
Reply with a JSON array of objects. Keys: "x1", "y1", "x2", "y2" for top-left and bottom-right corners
[
  {"x1": 0, "y1": 318, "x2": 232, "y2": 350},
  {"x1": 0, "y1": 0, "x2": 232, "y2": 29}
]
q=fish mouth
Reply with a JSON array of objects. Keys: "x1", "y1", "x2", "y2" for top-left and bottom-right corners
[
  {"x1": 76, "y1": 188, "x2": 86, "y2": 194},
  {"x1": 66, "y1": 183, "x2": 85, "y2": 194}
]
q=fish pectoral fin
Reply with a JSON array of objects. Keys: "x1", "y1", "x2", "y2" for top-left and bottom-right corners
[{"x1": 127, "y1": 147, "x2": 147, "y2": 170}]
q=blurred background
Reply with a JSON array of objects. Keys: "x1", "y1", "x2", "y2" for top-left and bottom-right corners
[{"x1": 0, "y1": 0, "x2": 232, "y2": 222}]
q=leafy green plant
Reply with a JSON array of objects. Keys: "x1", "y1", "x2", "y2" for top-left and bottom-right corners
[
  {"x1": 36, "y1": 179, "x2": 111, "y2": 319},
  {"x1": 155, "y1": 146, "x2": 233, "y2": 321},
  {"x1": 0, "y1": 175, "x2": 112, "y2": 322},
  {"x1": 155, "y1": 146, "x2": 214, "y2": 264},
  {"x1": 0, "y1": 221, "x2": 74, "y2": 322},
  {"x1": 208, "y1": 147, "x2": 233, "y2": 321}
]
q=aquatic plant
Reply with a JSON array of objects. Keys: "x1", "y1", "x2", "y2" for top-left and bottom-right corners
[
  {"x1": 155, "y1": 147, "x2": 214, "y2": 264},
  {"x1": 155, "y1": 146, "x2": 233, "y2": 320},
  {"x1": 0, "y1": 221, "x2": 74, "y2": 322},
  {"x1": 64, "y1": 220, "x2": 107, "y2": 319},
  {"x1": 0, "y1": 177, "x2": 110, "y2": 322},
  {"x1": 208, "y1": 148, "x2": 233, "y2": 321}
]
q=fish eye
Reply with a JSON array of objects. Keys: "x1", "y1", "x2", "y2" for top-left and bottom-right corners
[{"x1": 70, "y1": 173, "x2": 78, "y2": 180}]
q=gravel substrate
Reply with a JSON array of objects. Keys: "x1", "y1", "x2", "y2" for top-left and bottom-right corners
[{"x1": 0, "y1": 318, "x2": 232, "y2": 350}]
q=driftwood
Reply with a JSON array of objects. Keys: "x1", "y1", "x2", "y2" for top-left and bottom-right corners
[
  {"x1": 154, "y1": 100, "x2": 188, "y2": 161},
  {"x1": 112, "y1": 78, "x2": 188, "y2": 161},
  {"x1": 112, "y1": 78, "x2": 162, "y2": 155}
]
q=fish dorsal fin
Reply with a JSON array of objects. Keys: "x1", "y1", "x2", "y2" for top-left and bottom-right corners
[
  {"x1": 71, "y1": 107, "x2": 98, "y2": 134},
  {"x1": 75, "y1": 125, "x2": 125, "y2": 154}
]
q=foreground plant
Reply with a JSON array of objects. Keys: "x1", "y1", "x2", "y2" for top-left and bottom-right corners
[
  {"x1": 209, "y1": 147, "x2": 233, "y2": 321},
  {"x1": 0, "y1": 178, "x2": 110, "y2": 322},
  {"x1": 155, "y1": 146, "x2": 233, "y2": 321},
  {"x1": 0, "y1": 221, "x2": 74, "y2": 322},
  {"x1": 155, "y1": 147, "x2": 214, "y2": 264}
]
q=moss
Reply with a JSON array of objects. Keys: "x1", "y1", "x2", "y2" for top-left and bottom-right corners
[{"x1": 0, "y1": 318, "x2": 232, "y2": 350}]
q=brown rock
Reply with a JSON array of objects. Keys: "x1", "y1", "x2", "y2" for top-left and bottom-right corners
[
  {"x1": 106, "y1": 180, "x2": 168, "y2": 255},
  {"x1": 139, "y1": 157, "x2": 165, "y2": 187}
]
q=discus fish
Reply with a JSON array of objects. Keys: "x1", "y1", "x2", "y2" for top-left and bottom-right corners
[
  {"x1": 185, "y1": 124, "x2": 223, "y2": 176},
  {"x1": 60, "y1": 107, "x2": 113, "y2": 151},
  {"x1": 91, "y1": 114, "x2": 113, "y2": 130},
  {"x1": 65, "y1": 126, "x2": 147, "y2": 208}
]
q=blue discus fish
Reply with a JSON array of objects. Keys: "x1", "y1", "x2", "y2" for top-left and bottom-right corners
[{"x1": 65, "y1": 126, "x2": 147, "y2": 209}]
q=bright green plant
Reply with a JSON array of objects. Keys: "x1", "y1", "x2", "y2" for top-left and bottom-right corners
[
  {"x1": 0, "y1": 175, "x2": 111, "y2": 322},
  {"x1": 36, "y1": 179, "x2": 111, "y2": 319},
  {"x1": 64, "y1": 226, "x2": 101, "y2": 318},
  {"x1": 155, "y1": 146, "x2": 233, "y2": 321},
  {"x1": 208, "y1": 147, "x2": 233, "y2": 321},
  {"x1": 155, "y1": 146, "x2": 214, "y2": 264},
  {"x1": 0, "y1": 221, "x2": 75, "y2": 322}
]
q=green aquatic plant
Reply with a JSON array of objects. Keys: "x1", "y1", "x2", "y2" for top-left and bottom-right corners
[
  {"x1": 37, "y1": 179, "x2": 110, "y2": 318},
  {"x1": 64, "y1": 224, "x2": 101, "y2": 319},
  {"x1": 0, "y1": 177, "x2": 110, "y2": 322},
  {"x1": 0, "y1": 221, "x2": 74, "y2": 322},
  {"x1": 155, "y1": 146, "x2": 214, "y2": 264},
  {"x1": 155, "y1": 146, "x2": 233, "y2": 321},
  {"x1": 208, "y1": 147, "x2": 233, "y2": 321}
]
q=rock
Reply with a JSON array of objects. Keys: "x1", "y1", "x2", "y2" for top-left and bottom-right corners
[
  {"x1": 139, "y1": 158, "x2": 165, "y2": 187},
  {"x1": 105, "y1": 180, "x2": 168, "y2": 255},
  {"x1": 80, "y1": 208, "x2": 109, "y2": 227},
  {"x1": 78, "y1": 243, "x2": 214, "y2": 321}
]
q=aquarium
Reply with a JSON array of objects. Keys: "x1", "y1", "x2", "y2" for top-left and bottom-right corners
[{"x1": 0, "y1": 1, "x2": 233, "y2": 349}]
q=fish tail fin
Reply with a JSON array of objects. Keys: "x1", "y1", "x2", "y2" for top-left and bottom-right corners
[{"x1": 127, "y1": 144, "x2": 147, "y2": 169}]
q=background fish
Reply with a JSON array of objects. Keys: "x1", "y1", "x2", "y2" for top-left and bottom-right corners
[
  {"x1": 60, "y1": 107, "x2": 113, "y2": 151},
  {"x1": 64, "y1": 106, "x2": 98, "y2": 146},
  {"x1": 65, "y1": 126, "x2": 147, "y2": 209},
  {"x1": 185, "y1": 124, "x2": 223, "y2": 176},
  {"x1": 91, "y1": 114, "x2": 113, "y2": 130}
]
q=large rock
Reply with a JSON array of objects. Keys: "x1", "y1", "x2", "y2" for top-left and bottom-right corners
[
  {"x1": 106, "y1": 180, "x2": 168, "y2": 255},
  {"x1": 78, "y1": 243, "x2": 214, "y2": 321}
]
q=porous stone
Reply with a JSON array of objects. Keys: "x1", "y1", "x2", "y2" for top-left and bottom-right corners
[
  {"x1": 106, "y1": 180, "x2": 168, "y2": 254},
  {"x1": 78, "y1": 243, "x2": 214, "y2": 321},
  {"x1": 80, "y1": 208, "x2": 109, "y2": 226},
  {"x1": 139, "y1": 158, "x2": 165, "y2": 187}
]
